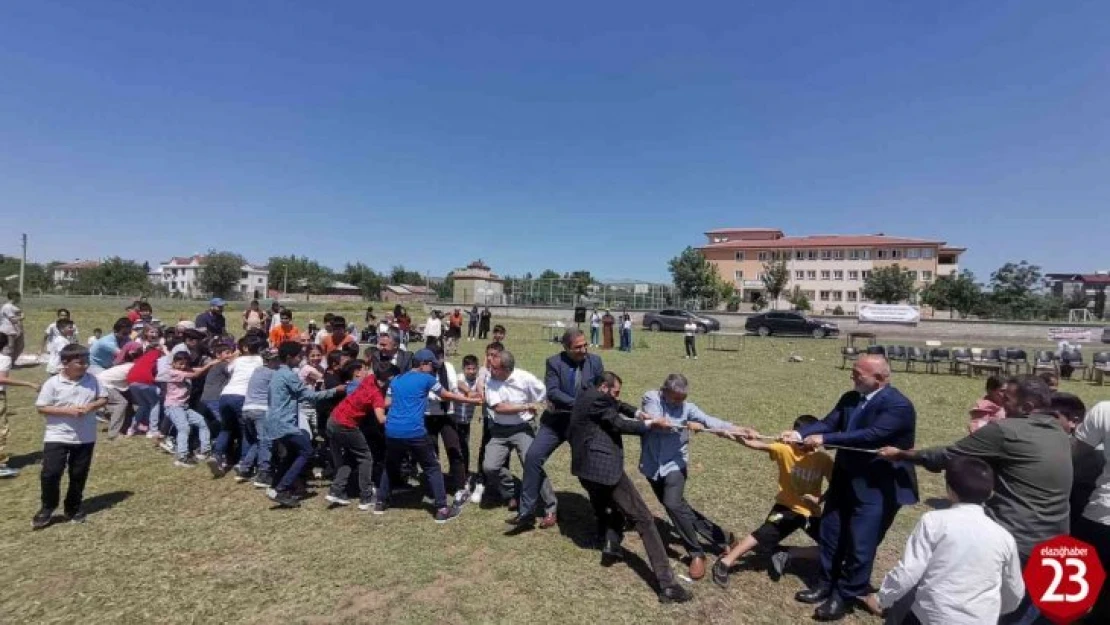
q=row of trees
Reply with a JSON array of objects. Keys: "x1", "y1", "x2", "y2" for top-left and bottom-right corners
[{"x1": 667, "y1": 246, "x2": 1098, "y2": 320}]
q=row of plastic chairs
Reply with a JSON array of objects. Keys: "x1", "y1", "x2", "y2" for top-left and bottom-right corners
[{"x1": 842, "y1": 345, "x2": 1110, "y2": 381}]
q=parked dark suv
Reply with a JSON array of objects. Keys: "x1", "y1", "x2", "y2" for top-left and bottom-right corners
[
  {"x1": 641, "y1": 309, "x2": 721, "y2": 333},
  {"x1": 744, "y1": 311, "x2": 839, "y2": 338}
]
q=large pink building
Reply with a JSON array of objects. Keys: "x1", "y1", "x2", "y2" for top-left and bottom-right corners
[{"x1": 699, "y1": 228, "x2": 964, "y2": 311}]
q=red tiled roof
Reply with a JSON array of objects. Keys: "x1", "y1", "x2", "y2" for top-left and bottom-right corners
[
  {"x1": 700, "y1": 234, "x2": 945, "y2": 250},
  {"x1": 704, "y1": 227, "x2": 784, "y2": 235},
  {"x1": 55, "y1": 260, "x2": 99, "y2": 270},
  {"x1": 1048, "y1": 273, "x2": 1110, "y2": 285},
  {"x1": 164, "y1": 255, "x2": 206, "y2": 266}
]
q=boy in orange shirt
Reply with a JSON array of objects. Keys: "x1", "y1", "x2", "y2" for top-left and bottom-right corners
[
  {"x1": 712, "y1": 415, "x2": 833, "y2": 587},
  {"x1": 268, "y1": 309, "x2": 301, "y2": 347},
  {"x1": 321, "y1": 316, "x2": 356, "y2": 355}
]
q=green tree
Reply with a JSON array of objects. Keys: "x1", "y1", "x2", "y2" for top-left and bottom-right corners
[
  {"x1": 668, "y1": 246, "x2": 732, "y2": 308},
  {"x1": 760, "y1": 260, "x2": 790, "y2": 309},
  {"x1": 435, "y1": 274, "x2": 455, "y2": 300},
  {"x1": 0, "y1": 257, "x2": 52, "y2": 293},
  {"x1": 537, "y1": 269, "x2": 561, "y2": 281},
  {"x1": 72, "y1": 257, "x2": 151, "y2": 296},
  {"x1": 788, "y1": 286, "x2": 812, "y2": 312},
  {"x1": 566, "y1": 270, "x2": 596, "y2": 297},
  {"x1": 1095, "y1": 289, "x2": 1107, "y2": 320},
  {"x1": 389, "y1": 265, "x2": 427, "y2": 286},
  {"x1": 269, "y1": 256, "x2": 335, "y2": 295},
  {"x1": 340, "y1": 262, "x2": 384, "y2": 300},
  {"x1": 861, "y1": 264, "x2": 916, "y2": 304},
  {"x1": 1064, "y1": 288, "x2": 1091, "y2": 311},
  {"x1": 988, "y1": 261, "x2": 1043, "y2": 319},
  {"x1": 919, "y1": 270, "x2": 984, "y2": 318},
  {"x1": 198, "y1": 251, "x2": 246, "y2": 299}
]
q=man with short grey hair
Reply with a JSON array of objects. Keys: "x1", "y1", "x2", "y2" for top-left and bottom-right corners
[
  {"x1": 482, "y1": 351, "x2": 556, "y2": 512},
  {"x1": 640, "y1": 373, "x2": 750, "y2": 581}
]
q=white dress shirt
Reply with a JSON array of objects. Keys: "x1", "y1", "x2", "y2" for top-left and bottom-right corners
[
  {"x1": 877, "y1": 503, "x2": 1024, "y2": 625},
  {"x1": 1075, "y1": 400, "x2": 1110, "y2": 524},
  {"x1": 484, "y1": 368, "x2": 545, "y2": 426}
]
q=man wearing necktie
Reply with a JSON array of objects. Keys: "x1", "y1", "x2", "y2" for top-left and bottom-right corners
[
  {"x1": 507, "y1": 329, "x2": 603, "y2": 531},
  {"x1": 785, "y1": 355, "x2": 918, "y2": 621}
]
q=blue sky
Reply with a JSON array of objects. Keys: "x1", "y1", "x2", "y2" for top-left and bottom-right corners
[{"x1": 1, "y1": 1, "x2": 1107, "y2": 282}]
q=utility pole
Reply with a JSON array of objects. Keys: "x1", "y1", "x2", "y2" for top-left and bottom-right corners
[
  {"x1": 18, "y1": 233, "x2": 27, "y2": 295},
  {"x1": 282, "y1": 264, "x2": 288, "y2": 298}
]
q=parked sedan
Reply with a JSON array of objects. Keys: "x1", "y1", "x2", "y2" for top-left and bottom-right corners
[
  {"x1": 745, "y1": 311, "x2": 839, "y2": 338},
  {"x1": 641, "y1": 309, "x2": 721, "y2": 333}
]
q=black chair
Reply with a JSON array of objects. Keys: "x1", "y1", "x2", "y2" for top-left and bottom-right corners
[
  {"x1": 1091, "y1": 351, "x2": 1110, "y2": 385},
  {"x1": 970, "y1": 348, "x2": 1005, "y2": 377},
  {"x1": 927, "y1": 348, "x2": 950, "y2": 374},
  {"x1": 1031, "y1": 350, "x2": 1057, "y2": 375},
  {"x1": 950, "y1": 348, "x2": 972, "y2": 375},
  {"x1": 841, "y1": 346, "x2": 860, "y2": 369},
  {"x1": 905, "y1": 347, "x2": 927, "y2": 372},
  {"x1": 886, "y1": 346, "x2": 907, "y2": 367},
  {"x1": 1060, "y1": 349, "x2": 1087, "y2": 380},
  {"x1": 1004, "y1": 348, "x2": 1028, "y2": 375},
  {"x1": 865, "y1": 345, "x2": 886, "y2": 357}
]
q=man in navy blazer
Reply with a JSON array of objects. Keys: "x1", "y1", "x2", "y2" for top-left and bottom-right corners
[
  {"x1": 507, "y1": 328, "x2": 604, "y2": 531},
  {"x1": 787, "y1": 354, "x2": 918, "y2": 621}
]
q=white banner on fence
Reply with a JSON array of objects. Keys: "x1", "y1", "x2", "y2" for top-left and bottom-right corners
[
  {"x1": 858, "y1": 304, "x2": 921, "y2": 325},
  {"x1": 1047, "y1": 327, "x2": 1093, "y2": 342}
]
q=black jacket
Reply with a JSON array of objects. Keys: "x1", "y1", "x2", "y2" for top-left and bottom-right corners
[
  {"x1": 368, "y1": 347, "x2": 413, "y2": 374},
  {"x1": 569, "y1": 387, "x2": 648, "y2": 486}
]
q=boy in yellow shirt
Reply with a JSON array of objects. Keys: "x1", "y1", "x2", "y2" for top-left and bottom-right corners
[{"x1": 712, "y1": 415, "x2": 833, "y2": 588}]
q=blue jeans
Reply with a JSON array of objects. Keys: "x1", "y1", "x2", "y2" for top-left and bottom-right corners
[
  {"x1": 619, "y1": 328, "x2": 632, "y2": 351},
  {"x1": 274, "y1": 431, "x2": 313, "y2": 492},
  {"x1": 239, "y1": 409, "x2": 268, "y2": 474},
  {"x1": 165, "y1": 406, "x2": 210, "y2": 460},
  {"x1": 378, "y1": 436, "x2": 447, "y2": 509},
  {"x1": 518, "y1": 422, "x2": 561, "y2": 518},
  {"x1": 589, "y1": 326, "x2": 599, "y2": 345},
  {"x1": 996, "y1": 554, "x2": 1043, "y2": 625},
  {"x1": 129, "y1": 383, "x2": 160, "y2": 433},
  {"x1": 214, "y1": 395, "x2": 245, "y2": 459}
]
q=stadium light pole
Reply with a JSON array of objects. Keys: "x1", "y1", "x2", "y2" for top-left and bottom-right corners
[{"x1": 18, "y1": 233, "x2": 27, "y2": 296}]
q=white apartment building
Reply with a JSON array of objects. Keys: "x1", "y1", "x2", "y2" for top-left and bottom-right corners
[{"x1": 156, "y1": 255, "x2": 269, "y2": 299}]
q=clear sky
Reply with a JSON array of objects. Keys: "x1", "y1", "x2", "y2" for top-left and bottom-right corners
[{"x1": 1, "y1": 1, "x2": 1107, "y2": 282}]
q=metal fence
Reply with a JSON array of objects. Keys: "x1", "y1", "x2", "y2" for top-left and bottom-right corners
[{"x1": 432, "y1": 278, "x2": 696, "y2": 311}]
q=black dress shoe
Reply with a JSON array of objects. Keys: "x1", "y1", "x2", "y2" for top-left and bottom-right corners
[
  {"x1": 814, "y1": 594, "x2": 851, "y2": 621},
  {"x1": 657, "y1": 584, "x2": 693, "y2": 604},
  {"x1": 600, "y1": 541, "x2": 624, "y2": 567},
  {"x1": 504, "y1": 514, "x2": 534, "y2": 527},
  {"x1": 795, "y1": 583, "x2": 832, "y2": 604}
]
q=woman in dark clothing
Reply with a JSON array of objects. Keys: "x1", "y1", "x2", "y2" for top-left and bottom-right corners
[{"x1": 477, "y1": 307, "x2": 492, "y2": 340}]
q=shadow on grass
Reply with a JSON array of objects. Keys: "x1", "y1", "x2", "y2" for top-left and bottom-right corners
[
  {"x1": 7, "y1": 450, "x2": 43, "y2": 469},
  {"x1": 84, "y1": 490, "x2": 134, "y2": 515}
]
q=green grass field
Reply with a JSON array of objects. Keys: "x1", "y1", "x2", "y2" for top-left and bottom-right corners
[{"x1": 1, "y1": 299, "x2": 1105, "y2": 624}]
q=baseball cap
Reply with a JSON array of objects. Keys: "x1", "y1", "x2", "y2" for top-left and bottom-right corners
[
  {"x1": 210, "y1": 297, "x2": 226, "y2": 307},
  {"x1": 413, "y1": 348, "x2": 440, "y2": 367}
]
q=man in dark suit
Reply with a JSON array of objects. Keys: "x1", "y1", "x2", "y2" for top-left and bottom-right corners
[
  {"x1": 367, "y1": 331, "x2": 413, "y2": 374},
  {"x1": 787, "y1": 355, "x2": 918, "y2": 621},
  {"x1": 507, "y1": 328, "x2": 604, "y2": 530},
  {"x1": 569, "y1": 371, "x2": 692, "y2": 604}
]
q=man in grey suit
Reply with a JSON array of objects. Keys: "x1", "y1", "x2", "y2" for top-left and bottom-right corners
[
  {"x1": 568, "y1": 371, "x2": 691, "y2": 604},
  {"x1": 508, "y1": 328, "x2": 604, "y2": 530}
]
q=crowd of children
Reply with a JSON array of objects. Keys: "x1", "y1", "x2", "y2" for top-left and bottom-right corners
[{"x1": 2, "y1": 297, "x2": 1108, "y2": 622}]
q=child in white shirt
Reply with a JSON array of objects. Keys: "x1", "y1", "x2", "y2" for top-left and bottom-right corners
[
  {"x1": 45, "y1": 319, "x2": 77, "y2": 375},
  {"x1": 1, "y1": 333, "x2": 41, "y2": 478},
  {"x1": 683, "y1": 321, "x2": 698, "y2": 359},
  {"x1": 874, "y1": 456, "x2": 1024, "y2": 625},
  {"x1": 33, "y1": 344, "x2": 107, "y2": 529}
]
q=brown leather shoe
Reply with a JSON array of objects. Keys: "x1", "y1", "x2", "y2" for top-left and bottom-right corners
[
  {"x1": 539, "y1": 512, "x2": 557, "y2": 529},
  {"x1": 689, "y1": 555, "x2": 707, "y2": 580}
]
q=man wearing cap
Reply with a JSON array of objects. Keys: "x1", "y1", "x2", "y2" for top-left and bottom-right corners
[
  {"x1": 195, "y1": 299, "x2": 227, "y2": 337},
  {"x1": 375, "y1": 348, "x2": 475, "y2": 523}
]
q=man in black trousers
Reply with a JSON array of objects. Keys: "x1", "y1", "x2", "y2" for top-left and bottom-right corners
[{"x1": 567, "y1": 371, "x2": 692, "y2": 604}]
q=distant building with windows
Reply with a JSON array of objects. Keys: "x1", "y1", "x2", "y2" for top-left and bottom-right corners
[
  {"x1": 699, "y1": 228, "x2": 964, "y2": 312},
  {"x1": 451, "y1": 260, "x2": 506, "y2": 305},
  {"x1": 1045, "y1": 272, "x2": 1110, "y2": 313},
  {"x1": 52, "y1": 260, "x2": 100, "y2": 285},
  {"x1": 154, "y1": 255, "x2": 268, "y2": 299}
]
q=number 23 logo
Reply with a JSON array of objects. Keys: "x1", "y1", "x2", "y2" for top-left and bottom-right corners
[{"x1": 1040, "y1": 558, "x2": 1089, "y2": 603}]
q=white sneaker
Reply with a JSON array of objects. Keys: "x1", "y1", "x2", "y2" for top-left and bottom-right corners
[
  {"x1": 469, "y1": 483, "x2": 485, "y2": 504},
  {"x1": 159, "y1": 439, "x2": 176, "y2": 455},
  {"x1": 0, "y1": 465, "x2": 20, "y2": 478},
  {"x1": 265, "y1": 488, "x2": 278, "y2": 501},
  {"x1": 325, "y1": 494, "x2": 351, "y2": 506}
]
